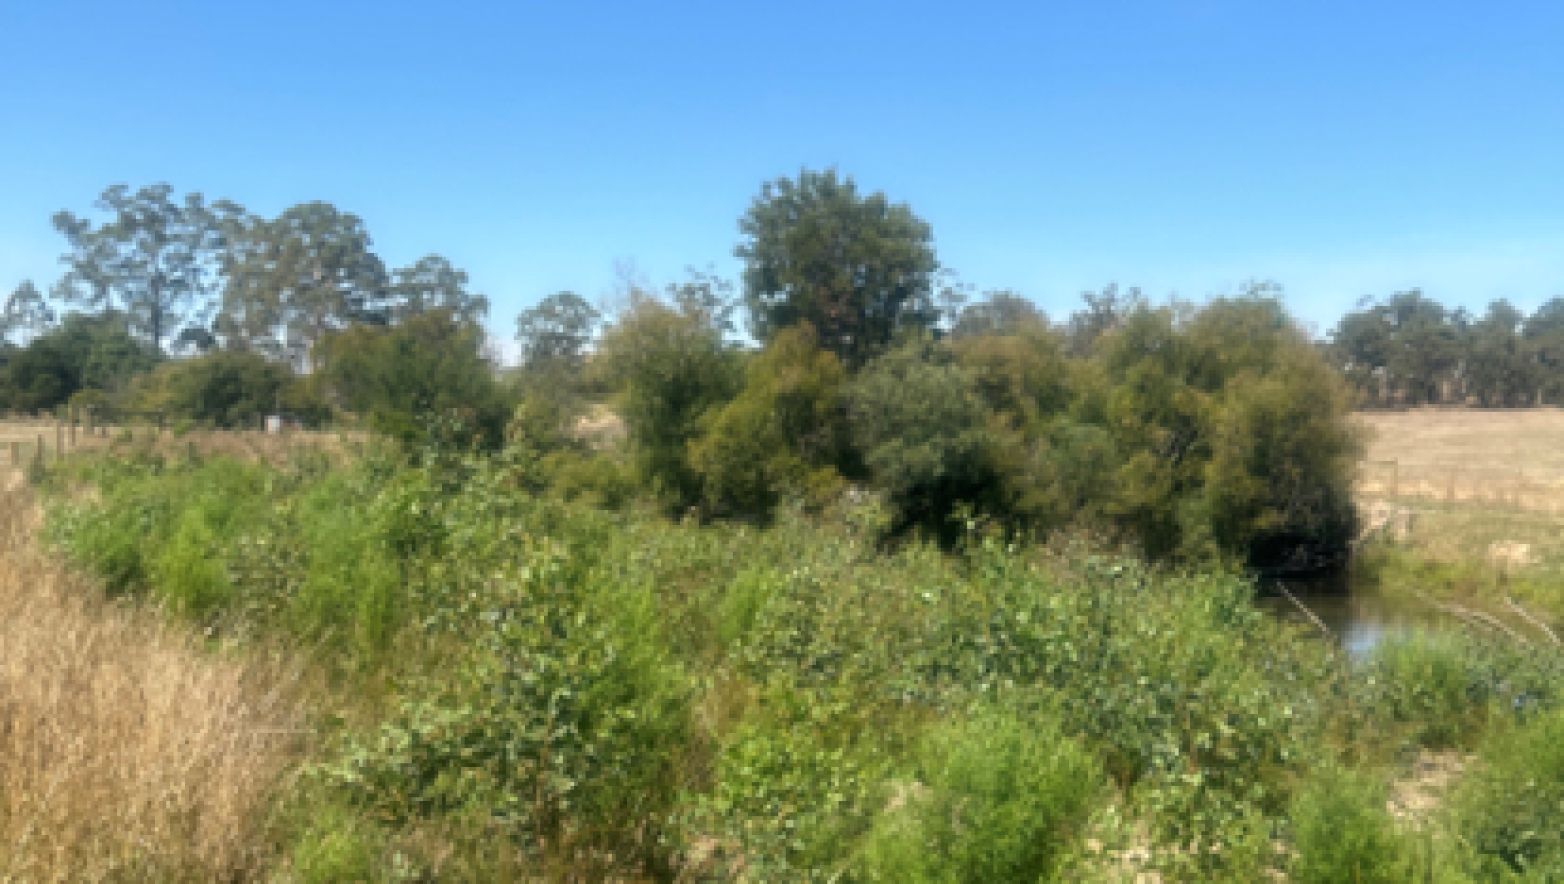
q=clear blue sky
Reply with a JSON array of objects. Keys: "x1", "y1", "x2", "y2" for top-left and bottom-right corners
[{"x1": 3, "y1": 1, "x2": 1561, "y2": 360}]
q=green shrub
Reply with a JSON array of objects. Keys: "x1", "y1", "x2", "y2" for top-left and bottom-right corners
[
  {"x1": 1354, "y1": 631, "x2": 1564, "y2": 751},
  {"x1": 1448, "y1": 707, "x2": 1564, "y2": 878},
  {"x1": 1288, "y1": 764, "x2": 1412, "y2": 884},
  {"x1": 1359, "y1": 633, "x2": 1485, "y2": 749},
  {"x1": 686, "y1": 681, "x2": 895, "y2": 881},
  {"x1": 855, "y1": 706, "x2": 1103, "y2": 883},
  {"x1": 322, "y1": 529, "x2": 693, "y2": 875},
  {"x1": 289, "y1": 802, "x2": 385, "y2": 883},
  {"x1": 846, "y1": 339, "x2": 998, "y2": 538},
  {"x1": 149, "y1": 509, "x2": 232, "y2": 616}
]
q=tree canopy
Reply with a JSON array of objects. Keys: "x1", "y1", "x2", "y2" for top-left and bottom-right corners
[
  {"x1": 52, "y1": 184, "x2": 236, "y2": 352},
  {"x1": 736, "y1": 168, "x2": 940, "y2": 368}
]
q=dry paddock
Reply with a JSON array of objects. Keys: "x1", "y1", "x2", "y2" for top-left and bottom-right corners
[{"x1": 1355, "y1": 408, "x2": 1564, "y2": 514}]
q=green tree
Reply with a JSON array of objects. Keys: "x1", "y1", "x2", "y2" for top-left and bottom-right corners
[
  {"x1": 949, "y1": 290, "x2": 1048, "y2": 339},
  {"x1": 125, "y1": 351, "x2": 323, "y2": 429},
  {"x1": 0, "y1": 312, "x2": 161, "y2": 413},
  {"x1": 1524, "y1": 297, "x2": 1564, "y2": 404},
  {"x1": 736, "y1": 169, "x2": 939, "y2": 368},
  {"x1": 515, "y1": 291, "x2": 600, "y2": 366},
  {"x1": 690, "y1": 323, "x2": 851, "y2": 518},
  {"x1": 1465, "y1": 300, "x2": 1532, "y2": 406},
  {"x1": 316, "y1": 309, "x2": 510, "y2": 452},
  {"x1": 52, "y1": 184, "x2": 236, "y2": 352},
  {"x1": 388, "y1": 255, "x2": 489, "y2": 324},
  {"x1": 1091, "y1": 294, "x2": 1359, "y2": 565},
  {"x1": 846, "y1": 338, "x2": 997, "y2": 534},
  {"x1": 595, "y1": 292, "x2": 741, "y2": 513},
  {"x1": 1067, "y1": 284, "x2": 1146, "y2": 356},
  {"x1": 2, "y1": 280, "x2": 55, "y2": 345},
  {"x1": 1330, "y1": 290, "x2": 1461, "y2": 406},
  {"x1": 217, "y1": 202, "x2": 388, "y2": 366}
]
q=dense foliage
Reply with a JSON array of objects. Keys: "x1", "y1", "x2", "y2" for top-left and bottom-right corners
[
  {"x1": 40, "y1": 441, "x2": 1563, "y2": 880},
  {"x1": 1330, "y1": 289, "x2": 1564, "y2": 407}
]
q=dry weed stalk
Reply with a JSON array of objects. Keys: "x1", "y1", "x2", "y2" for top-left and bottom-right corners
[{"x1": 0, "y1": 474, "x2": 304, "y2": 881}]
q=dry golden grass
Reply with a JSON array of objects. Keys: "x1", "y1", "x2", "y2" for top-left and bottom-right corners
[
  {"x1": 0, "y1": 471, "x2": 305, "y2": 881},
  {"x1": 1352, "y1": 408, "x2": 1564, "y2": 619},
  {"x1": 0, "y1": 417, "x2": 370, "y2": 472},
  {"x1": 1355, "y1": 408, "x2": 1564, "y2": 512}
]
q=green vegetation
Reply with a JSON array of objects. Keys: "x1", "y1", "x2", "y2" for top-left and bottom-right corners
[
  {"x1": 7, "y1": 169, "x2": 1563, "y2": 880},
  {"x1": 1330, "y1": 289, "x2": 1564, "y2": 407},
  {"x1": 30, "y1": 438, "x2": 1561, "y2": 880}
]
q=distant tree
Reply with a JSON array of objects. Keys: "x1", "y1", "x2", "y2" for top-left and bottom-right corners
[
  {"x1": 665, "y1": 266, "x2": 740, "y2": 339},
  {"x1": 51, "y1": 184, "x2": 236, "y2": 352},
  {"x1": 2, "y1": 280, "x2": 55, "y2": 345},
  {"x1": 1525, "y1": 298, "x2": 1564, "y2": 404},
  {"x1": 217, "y1": 202, "x2": 388, "y2": 367},
  {"x1": 595, "y1": 292, "x2": 741, "y2": 513},
  {"x1": 1329, "y1": 290, "x2": 1462, "y2": 406},
  {"x1": 736, "y1": 168, "x2": 940, "y2": 368},
  {"x1": 1066, "y1": 285, "x2": 1146, "y2": 356},
  {"x1": 516, "y1": 291, "x2": 600, "y2": 367},
  {"x1": 950, "y1": 290, "x2": 1048, "y2": 339},
  {"x1": 0, "y1": 312, "x2": 161, "y2": 413},
  {"x1": 1465, "y1": 300, "x2": 1532, "y2": 406},
  {"x1": 316, "y1": 309, "x2": 510, "y2": 452},
  {"x1": 388, "y1": 255, "x2": 489, "y2": 325},
  {"x1": 126, "y1": 350, "x2": 322, "y2": 429}
]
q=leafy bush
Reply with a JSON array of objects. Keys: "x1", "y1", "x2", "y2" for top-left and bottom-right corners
[
  {"x1": 1287, "y1": 764, "x2": 1412, "y2": 883},
  {"x1": 595, "y1": 292, "x2": 742, "y2": 514},
  {"x1": 855, "y1": 706, "x2": 1103, "y2": 883},
  {"x1": 691, "y1": 323, "x2": 852, "y2": 519},
  {"x1": 1448, "y1": 706, "x2": 1564, "y2": 878},
  {"x1": 322, "y1": 528, "x2": 693, "y2": 874},
  {"x1": 847, "y1": 339, "x2": 998, "y2": 536},
  {"x1": 1354, "y1": 631, "x2": 1564, "y2": 750},
  {"x1": 124, "y1": 350, "x2": 326, "y2": 429}
]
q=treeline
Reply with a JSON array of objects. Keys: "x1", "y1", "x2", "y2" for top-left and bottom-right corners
[
  {"x1": 0, "y1": 185, "x2": 507, "y2": 444},
  {"x1": 512, "y1": 173, "x2": 1357, "y2": 570},
  {"x1": 3, "y1": 172, "x2": 1360, "y2": 568},
  {"x1": 1327, "y1": 290, "x2": 1564, "y2": 408}
]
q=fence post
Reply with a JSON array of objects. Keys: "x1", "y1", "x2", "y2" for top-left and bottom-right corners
[
  {"x1": 35, "y1": 433, "x2": 44, "y2": 467},
  {"x1": 1389, "y1": 461, "x2": 1399, "y2": 498}
]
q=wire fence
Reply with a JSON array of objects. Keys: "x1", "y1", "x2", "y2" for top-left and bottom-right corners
[{"x1": 1356, "y1": 459, "x2": 1564, "y2": 514}]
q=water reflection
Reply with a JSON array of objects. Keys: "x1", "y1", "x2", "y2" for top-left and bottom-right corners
[{"x1": 1257, "y1": 571, "x2": 1445, "y2": 658}]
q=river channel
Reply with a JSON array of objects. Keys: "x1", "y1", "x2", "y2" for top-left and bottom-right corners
[{"x1": 1257, "y1": 571, "x2": 1449, "y2": 658}]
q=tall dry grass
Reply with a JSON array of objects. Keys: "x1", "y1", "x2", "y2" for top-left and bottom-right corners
[{"x1": 0, "y1": 472, "x2": 304, "y2": 882}]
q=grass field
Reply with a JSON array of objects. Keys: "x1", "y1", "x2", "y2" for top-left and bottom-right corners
[
  {"x1": 1353, "y1": 408, "x2": 1564, "y2": 616},
  {"x1": 0, "y1": 417, "x2": 367, "y2": 471},
  {"x1": 1356, "y1": 408, "x2": 1564, "y2": 512}
]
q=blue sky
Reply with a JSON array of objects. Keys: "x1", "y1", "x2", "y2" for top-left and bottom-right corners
[{"x1": 2, "y1": 1, "x2": 1561, "y2": 359}]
